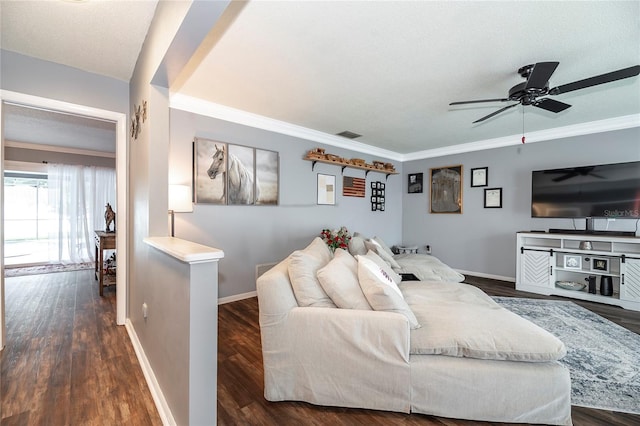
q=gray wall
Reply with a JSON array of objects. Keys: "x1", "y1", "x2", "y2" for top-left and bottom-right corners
[
  {"x1": 169, "y1": 108, "x2": 404, "y2": 299},
  {"x1": 1, "y1": 50, "x2": 128, "y2": 113},
  {"x1": 402, "y1": 127, "x2": 640, "y2": 280}
]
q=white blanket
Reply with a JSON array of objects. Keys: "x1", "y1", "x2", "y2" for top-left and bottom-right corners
[{"x1": 394, "y1": 253, "x2": 465, "y2": 282}]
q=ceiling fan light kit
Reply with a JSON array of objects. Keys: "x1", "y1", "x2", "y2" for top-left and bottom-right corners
[{"x1": 450, "y1": 62, "x2": 640, "y2": 124}]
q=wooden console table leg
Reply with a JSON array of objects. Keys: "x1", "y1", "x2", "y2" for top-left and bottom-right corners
[{"x1": 99, "y1": 245, "x2": 104, "y2": 296}]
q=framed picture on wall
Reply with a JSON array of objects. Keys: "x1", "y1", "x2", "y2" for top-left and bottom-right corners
[
  {"x1": 484, "y1": 187, "x2": 502, "y2": 208},
  {"x1": 408, "y1": 173, "x2": 423, "y2": 193},
  {"x1": 429, "y1": 165, "x2": 463, "y2": 214},
  {"x1": 471, "y1": 167, "x2": 488, "y2": 187},
  {"x1": 193, "y1": 137, "x2": 280, "y2": 205},
  {"x1": 317, "y1": 174, "x2": 336, "y2": 205},
  {"x1": 590, "y1": 257, "x2": 609, "y2": 273}
]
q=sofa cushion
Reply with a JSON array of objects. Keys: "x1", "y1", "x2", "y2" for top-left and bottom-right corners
[
  {"x1": 373, "y1": 236, "x2": 396, "y2": 259},
  {"x1": 394, "y1": 253, "x2": 465, "y2": 282},
  {"x1": 317, "y1": 249, "x2": 371, "y2": 310},
  {"x1": 362, "y1": 250, "x2": 402, "y2": 284},
  {"x1": 357, "y1": 256, "x2": 420, "y2": 329},
  {"x1": 401, "y1": 281, "x2": 566, "y2": 362},
  {"x1": 348, "y1": 232, "x2": 368, "y2": 256},
  {"x1": 365, "y1": 239, "x2": 402, "y2": 270},
  {"x1": 288, "y1": 237, "x2": 336, "y2": 308}
]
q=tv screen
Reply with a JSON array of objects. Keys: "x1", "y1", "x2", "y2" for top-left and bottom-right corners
[{"x1": 531, "y1": 161, "x2": 640, "y2": 219}]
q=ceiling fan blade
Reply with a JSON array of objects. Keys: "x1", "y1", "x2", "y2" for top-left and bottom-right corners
[
  {"x1": 472, "y1": 103, "x2": 519, "y2": 123},
  {"x1": 450, "y1": 98, "x2": 509, "y2": 105},
  {"x1": 525, "y1": 62, "x2": 559, "y2": 89},
  {"x1": 549, "y1": 65, "x2": 640, "y2": 95},
  {"x1": 534, "y1": 98, "x2": 572, "y2": 113}
]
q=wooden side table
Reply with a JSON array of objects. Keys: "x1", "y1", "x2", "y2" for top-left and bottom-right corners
[{"x1": 95, "y1": 230, "x2": 116, "y2": 296}]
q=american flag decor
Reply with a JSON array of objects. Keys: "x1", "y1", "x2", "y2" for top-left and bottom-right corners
[{"x1": 343, "y1": 176, "x2": 365, "y2": 197}]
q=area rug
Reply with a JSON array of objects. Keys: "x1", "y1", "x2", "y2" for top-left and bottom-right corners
[
  {"x1": 493, "y1": 297, "x2": 640, "y2": 414},
  {"x1": 4, "y1": 262, "x2": 94, "y2": 278}
]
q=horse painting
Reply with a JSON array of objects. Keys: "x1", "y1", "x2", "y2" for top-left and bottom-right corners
[{"x1": 207, "y1": 144, "x2": 260, "y2": 204}]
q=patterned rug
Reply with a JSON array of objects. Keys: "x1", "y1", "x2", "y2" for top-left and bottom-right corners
[
  {"x1": 493, "y1": 297, "x2": 640, "y2": 414},
  {"x1": 4, "y1": 262, "x2": 94, "y2": 277}
]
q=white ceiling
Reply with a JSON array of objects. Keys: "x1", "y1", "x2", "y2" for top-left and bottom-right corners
[{"x1": 1, "y1": 1, "x2": 639, "y2": 157}]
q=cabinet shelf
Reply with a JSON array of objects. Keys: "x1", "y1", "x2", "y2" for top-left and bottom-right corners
[{"x1": 516, "y1": 232, "x2": 640, "y2": 312}]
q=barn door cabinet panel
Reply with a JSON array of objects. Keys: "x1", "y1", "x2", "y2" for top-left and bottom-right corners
[{"x1": 516, "y1": 232, "x2": 640, "y2": 312}]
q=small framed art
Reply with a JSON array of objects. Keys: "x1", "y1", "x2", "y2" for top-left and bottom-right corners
[
  {"x1": 564, "y1": 255, "x2": 582, "y2": 270},
  {"x1": 590, "y1": 257, "x2": 609, "y2": 273},
  {"x1": 484, "y1": 187, "x2": 502, "y2": 208},
  {"x1": 408, "y1": 173, "x2": 423, "y2": 193},
  {"x1": 317, "y1": 174, "x2": 335, "y2": 205},
  {"x1": 471, "y1": 167, "x2": 488, "y2": 187}
]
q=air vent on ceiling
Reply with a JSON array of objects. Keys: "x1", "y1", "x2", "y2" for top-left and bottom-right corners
[{"x1": 336, "y1": 130, "x2": 362, "y2": 139}]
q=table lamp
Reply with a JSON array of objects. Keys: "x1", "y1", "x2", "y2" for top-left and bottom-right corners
[{"x1": 168, "y1": 184, "x2": 193, "y2": 237}]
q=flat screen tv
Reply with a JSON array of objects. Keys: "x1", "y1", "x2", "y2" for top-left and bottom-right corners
[{"x1": 531, "y1": 161, "x2": 640, "y2": 221}]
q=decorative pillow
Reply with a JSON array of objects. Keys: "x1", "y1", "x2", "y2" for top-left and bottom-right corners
[
  {"x1": 317, "y1": 249, "x2": 371, "y2": 310},
  {"x1": 362, "y1": 250, "x2": 402, "y2": 284},
  {"x1": 357, "y1": 256, "x2": 420, "y2": 329},
  {"x1": 373, "y1": 236, "x2": 396, "y2": 259},
  {"x1": 348, "y1": 232, "x2": 368, "y2": 256},
  {"x1": 288, "y1": 237, "x2": 336, "y2": 308},
  {"x1": 364, "y1": 239, "x2": 401, "y2": 270}
]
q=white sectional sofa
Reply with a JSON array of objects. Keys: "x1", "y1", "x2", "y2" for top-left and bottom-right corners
[{"x1": 257, "y1": 238, "x2": 572, "y2": 425}]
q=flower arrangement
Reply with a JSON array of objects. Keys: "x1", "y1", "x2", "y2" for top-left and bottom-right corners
[{"x1": 320, "y1": 226, "x2": 352, "y2": 252}]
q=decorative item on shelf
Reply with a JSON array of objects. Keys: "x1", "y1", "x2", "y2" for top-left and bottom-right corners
[
  {"x1": 372, "y1": 161, "x2": 386, "y2": 170},
  {"x1": 306, "y1": 148, "x2": 326, "y2": 160},
  {"x1": 326, "y1": 154, "x2": 342, "y2": 162},
  {"x1": 320, "y1": 227, "x2": 351, "y2": 252},
  {"x1": 585, "y1": 275, "x2": 597, "y2": 294},
  {"x1": 104, "y1": 203, "x2": 116, "y2": 233},
  {"x1": 563, "y1": 254, "x2": 582, "y2": 270},
  {"x1": 600, "y1": 276, "x2": 613, "y2": 296},
  {"x1": 590, "y1": 257, "x2": 609, "y2": 273},
  {"x1": 556, "y1": 281, "x2": 586, "y2": 291},
  {"x1": 350, "y1": 158, "x2": 366, "y2": 166},
  {"x1": 579, "y1": 240, "x2": 593, "y2": 250}
]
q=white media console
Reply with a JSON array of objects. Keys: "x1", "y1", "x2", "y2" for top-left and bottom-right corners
[{"x1": 516, "y1": 232, "x2": 640, "y2": 311}]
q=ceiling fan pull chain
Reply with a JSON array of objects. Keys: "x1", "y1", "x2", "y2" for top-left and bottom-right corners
[{"x1": 521, "y1": 105, "x2": 526, "y2": 143}]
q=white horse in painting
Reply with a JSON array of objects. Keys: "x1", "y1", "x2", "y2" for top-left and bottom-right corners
[{"x1": 207, "y1": 144, "x2": 260, "y2": 204}]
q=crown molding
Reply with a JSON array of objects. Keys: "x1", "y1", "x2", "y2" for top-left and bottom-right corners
[
  {"x1": 170, "y1": 94, "x2": 404, "y2": 161},
  {"x1": 170, "y1": 93, "x2": 639, "y2": 163},
  {"x1": 402, "y1": 114, "x2": 640, "y2": 161}
]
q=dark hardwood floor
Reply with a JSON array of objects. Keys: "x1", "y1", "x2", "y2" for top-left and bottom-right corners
[
  {"x1": 1, "y1": 270, "x2": 161, "y2": 425},
  {"x1": 3, "y1": 270, "x2": 638, "y2": 425},
  {"x1": 218, "y1": 276, "x2": 640, "y2": 426}
]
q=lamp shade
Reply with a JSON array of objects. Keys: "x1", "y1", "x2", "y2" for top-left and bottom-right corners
[{"x1": 169, "y1": 185, "x2": 193, "y2": 213}]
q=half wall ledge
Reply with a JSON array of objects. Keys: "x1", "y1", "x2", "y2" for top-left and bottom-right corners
[{"x1": 144, "y1": 236, "x2": 224, "y2": 263}]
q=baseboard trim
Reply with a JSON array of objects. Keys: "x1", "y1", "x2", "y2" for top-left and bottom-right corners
[
  {"x1": 218, "y1": 291, "x2": 257, "y2": 305},
  {"x1": 457, "y1": 269, "x2": 515, "y2": 283},
  {"x1": 125, "y1": 319, "x2": 176, "y2": 426}
]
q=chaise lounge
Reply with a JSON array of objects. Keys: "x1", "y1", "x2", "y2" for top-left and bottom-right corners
[{"x1": 257, "y1": 237, "x2": 572, "y2": 425}]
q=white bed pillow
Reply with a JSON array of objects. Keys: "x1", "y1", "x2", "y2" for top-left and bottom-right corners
[
  {"x1": 317, "y1": 249, "x2": 371, "y2": 310},
  {"x1": 361, "y1": 250, "x2": 402, "y2": 284},
  {"x1": 288, "y1": 237, "x2": 336, "y2": 308},
  {"x1": 348, "y1": 232, "x2": 368, "y2": 256},
  {"x1": 364, "y1": 239, "x2": 401, "y2": 270},
  {"x1": 357, "y1": 256, "x2": 420, "y2": 329},
  {"x1": 373, "y1": 236, "x2": 396, "y2": 259}
]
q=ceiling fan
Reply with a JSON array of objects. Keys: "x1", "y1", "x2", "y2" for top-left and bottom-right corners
[{"x1": 450, "y1": 62, "x2": 640, "y2": 124}]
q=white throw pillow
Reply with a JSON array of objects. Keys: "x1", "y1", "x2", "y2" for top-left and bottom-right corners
[
  {"x1": 362, "y1": 250, "x2": 402, "y2": 284},
  {"x1": 373, "y1": 236, "x2": 396, "y2": 259},
  {"x1": 364, "y1": 239, "x2": 401, "y2": 270},
  {"x1": 288, "y1": 237, "x2": 336, "y2": 308},
  {"x1": 357, "y1": 256, "x2": 420, "y2": 329},
  {"x1": 348, "y1": 233, "x2": 368, "y2": 256},
  {"x1": 317, "y1": 249, "x2": 371, "y2": 310}
]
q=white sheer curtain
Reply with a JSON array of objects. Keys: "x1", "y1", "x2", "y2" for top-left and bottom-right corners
[{"x1": 47, "y1": 164, "x2": 116, "y2": 264}]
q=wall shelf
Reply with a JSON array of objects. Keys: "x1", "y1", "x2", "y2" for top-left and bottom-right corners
[{"x1": 304, "y1": 155, "x2": 398, "y2": 179}]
